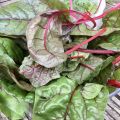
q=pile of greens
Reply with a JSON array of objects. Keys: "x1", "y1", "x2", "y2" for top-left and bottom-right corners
[{"x1": 0, "y1": 0, "x2": 120, "y2": 120}]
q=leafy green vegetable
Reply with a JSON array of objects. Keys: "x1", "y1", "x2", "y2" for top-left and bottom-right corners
[
  {"x1": 99, "y1": 33, "x2": 120, "y2": 52},
  {"x1": 0, "y1": 80, "x2": 29, "y2": 120},
  {"x1": 0, "y1": 37, "x2": 23, "y2": 63},
  {"x1": 67, "y1": 55, "x2": 104, "y2": 84},
  {"x1": 0, "y1": 0, "x2": 48, "y2": 35},
  {"x1": 0, "y1": 0, "x2": 120, "y2": 119},
  {"x1": 33, "y1": 77, "x2": 109, "y2": 120},
  {"x1": 26, "y1": 14, "x2": 67, "y2": 68},
  {"x1": 19, "y1": 56, "x2": 60, "y2": 87}
]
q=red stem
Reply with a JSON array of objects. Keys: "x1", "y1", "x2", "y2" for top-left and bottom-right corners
[
  {"x1": 107, "y1": 80, "x2": 120, "y2": 88},
  {"x1": 69, "y1": 55, "x2": 84, "y2": 59},
  {"x1": 65, "y1": 28, "x2": 106, "y2": 55},
  {"x1": 77, "y1": 49, "x2": 116, "y2": 54},
  {"x1": 112, "y1": 56, "x2": 120, "y2": 65}
]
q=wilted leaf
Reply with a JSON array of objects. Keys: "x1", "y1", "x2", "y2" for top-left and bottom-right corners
[
  {"x1": 19, "y1": 56, "x2": 60, "y2": 87},
  {"x1": 33, "y1": 77, "x2": 109, "y2": 120},
  {"x1": 26, "y1": 14, "x2": 67, "y2": 68}
]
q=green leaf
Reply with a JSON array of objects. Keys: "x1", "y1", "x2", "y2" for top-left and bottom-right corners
[
  {"x1": 0, "y1": 63, "x2": 33, "y2": 91},
  {"x1": 41, "y1": 0, "x2": 68, "y2": 10},
  {"x1": 82, "y1": 83, "x2": 103, "y2": 99},
  {"x1": 19, "y1": 56, "x2": 60, "y2": 87},
  {"x1": 26, "y1": 14, "x2": 67, "y2": 68},
  {"x1": 67, "y1": 55, "x2": 104, "y2": 84},
  {"x1": 99, "y1": 33, "x2": 120, "y2": 51},
  {"x1": 0, "y1": 0, "x2": 48, "y2": 35},
  {"x1": 103, "y1": 10, "x2": 120, "y2": 29},
  {"x1": 0, "y1": 80, "x2": 29, "y2": 120},
  {"x1": 66, "y1": 0, "x2": 99, "y2": 13},
  {"x1": 71, "y1": 24, "x2": 120, "y2": 36},
  {"x1": 32, "y1": 77, "x2": 109, "y2": 120},
  {"x1": 0, "y1": 54, "x2": 16, "y2": 69},
  {"x1": 0, "y1": 37, "x2": 23, "y2": 63},
  {"x1": 113, "y1": 68, "x2": 120, "y2": 80},
  {"x1": 71, "y1": 9, "x2": 120, "y2": 36}
]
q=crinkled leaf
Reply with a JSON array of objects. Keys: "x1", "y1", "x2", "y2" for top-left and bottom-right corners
[
  {"x1": 71, "y1": 24, "x2": 120, "y2": 36},
  {"x1": 56, "y1": 60, "x2": 80, "y2": 73},
  {"x1": 42, "y1": 0, "x2": 98, "y2": 12},
  {"x1": 103, "y1": 10, "x2": 120, "y2": 28},
  {"x1": 71, "y1": 8, "x2": 120, "y2": 36},
  {"x1": 99, "y1": 33, "x2": 120, "y2": 51},
  {"x1": 19, "y1": 56, "x2": 60, "y2": 87},
  {"x1": 82, "y1": 83, "x2": 103, "y2": 99},
  {"x1": 0, "y1": 80, "x2": 29, "y2": 120},
  {"x1": 67, "y1": 55, "x2": 104, "y2": 84},
  {"x1": 33, "y1": 77, "x2": 109, "y2": 120},
  {"x1": 41, "y1": 0, "x2": 67, "y2": 10},
  {"x1": 26, "y1": 14, "x2": 67, "y2": 68},
  {"x1": 65, "y1": 0, "x2": 99, "y2": 13},
  {"x1": 0, "y1": 0, "x2": 48, "y2": 35},
  {"x1": 0, "y1": 37, "x2": 23, "y2": 63}
]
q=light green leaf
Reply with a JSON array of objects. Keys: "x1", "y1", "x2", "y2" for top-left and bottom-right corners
[
  {"x1": 71, "y1": 24, "x2": 120, "y2": 36},
  {"x1": 99, "y1": 33, "x2": 120, "y2": 51},
  {"x1": 67, "y1": 56, "x2": 104, "y2": 84},
  {"x1": 82, "y1": 83, "x2": 103, "y2": 99},
  {"x1": 0, "y1": 80, "x2": 29, "y2": 120},
  {"x1": 113, "y1": 68, "x2": 120, "y2": 80},
  {"x1": 0, "y1": 0, "x2": 48, "y2": 35},
  {"x1": 33, "y1": 77, "x2": 109, "y2": 120}
]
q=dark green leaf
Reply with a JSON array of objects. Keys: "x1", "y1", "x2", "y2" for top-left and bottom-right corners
[{"x1": 0, "y1": 37, "x2": 23, "y2": 63}]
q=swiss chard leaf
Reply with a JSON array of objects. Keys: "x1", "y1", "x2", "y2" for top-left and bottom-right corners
[
  {"x1": 99, "y1": 33, "x2": 120, "y2": 52},
  {"x1": 0, "y1": 37, "x2": 23, "y2": 63},
  {"x1": 0, "y1": 0, "x2": 48, "y2": 35},
  {"x1": 67, "y1": 55, "x2": 104, "y2": 84},
  {"x1": 19, "y1": 56, "x2": 60, "y2": 87},
  {"x1": 26, "y1": 14, "x2": 67, "y2": 68},
  {"x1": 33, "y1": 77, "x2": 109, "y2": 120},
  {"x1": 0, "y1": 80, "x2": 29, "y2": 120}
]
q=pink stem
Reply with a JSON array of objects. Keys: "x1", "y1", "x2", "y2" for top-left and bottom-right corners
[
  {"x1": 77, "y1": 49, "x2": 116, "y2": 54},
  {"x1": 112, "y1": 56, "x2": 120, "y2": 65},
  {"x1": 65, "y1": 28, "x2": 106, "y2": 55},
  {"x1": 44, "y1": 16, "x2": 54, "y2": 49},
  {"x1": 69, "y1": 0, "x2": 73, "y2": 10}
]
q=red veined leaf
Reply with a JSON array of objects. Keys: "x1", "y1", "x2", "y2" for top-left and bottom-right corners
[{"x1": 65, "y1": 28, "x2": 106, "y2": 55}]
